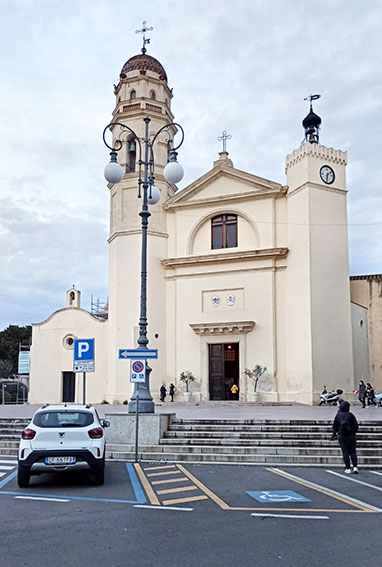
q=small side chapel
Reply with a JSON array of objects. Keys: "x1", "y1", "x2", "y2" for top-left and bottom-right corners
[{"x1": 29, "y1": 42, "x2": 354, "y2": 406}]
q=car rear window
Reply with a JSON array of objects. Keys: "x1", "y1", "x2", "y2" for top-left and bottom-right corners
[{"x1": 33, "y1": 411, "x2": 94, "y2": 428}]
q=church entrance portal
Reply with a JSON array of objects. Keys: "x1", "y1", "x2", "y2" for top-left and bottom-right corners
[
  {"x1": 62, "y1": 371, "x2": 76, "y2": 403},
  {"x1": 208, "y1": 343, "x2": 239, "y2": 401}
]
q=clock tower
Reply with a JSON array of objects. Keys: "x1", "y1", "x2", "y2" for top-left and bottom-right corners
[{"x1": 282, "y1": 98, "x2": 354, "y2": 403}]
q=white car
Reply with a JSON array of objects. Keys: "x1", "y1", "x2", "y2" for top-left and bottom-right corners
[{"x1": 17, "y1": 404, "x2": 110, "y2": 488}]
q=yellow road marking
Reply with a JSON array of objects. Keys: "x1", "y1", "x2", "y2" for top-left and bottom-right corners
[
  {"x1": 151, "y1": 477, "x2": 190, "y2": 485},
  {"x1": 147, "y1": 470, "x2": 182, "y2": 478},
  {"x1": 176, "y1": 465, "x2": 371, "y2": 513},
  {"x1": 157, "y1": 486, "x2": 198, "y2": 495},
  {"x1": 177, "y1": 464, "x2": 230, "y2": 510},
  {"x1": 134, "y1": 463, "x2": 160, "y2": 506},
  {"x1": 144, "y1": 465, "x2": 177, "y2": 471},
  {"x1": 162, "y1": 495, "x2": 208, "y2": 506},
  {"x1": 267, "y1": 468, "x2": 372, "y2": 513}
]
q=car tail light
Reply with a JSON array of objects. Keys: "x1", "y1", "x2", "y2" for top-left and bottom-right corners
[
  {"x1": 88, "y1": 427, "x2": 103, "y2": 439},
  {"x1": 21, "y1": 428, "x2": 36, "y2": 440}
]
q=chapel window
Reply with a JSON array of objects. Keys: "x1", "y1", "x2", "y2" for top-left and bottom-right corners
[
  {"x1": 211, "y1": 214, "x2": 237, "y2": 249},
  {"x1": 149, "y1": 90, "x2": 156, "y2": 100},
  {"x1": 130, "y1": 90, "x2": 136, "y2": 100}
]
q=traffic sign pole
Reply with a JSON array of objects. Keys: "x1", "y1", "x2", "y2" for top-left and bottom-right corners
[
  {"x1": 83, "y1": 372, "x2": 86, "y2": 405},
  {"x1": 135, "y1": 385, "x2": 139, "y2": 463}
]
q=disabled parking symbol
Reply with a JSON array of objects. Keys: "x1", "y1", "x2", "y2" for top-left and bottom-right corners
[{"x1": 247, "y1": 490, "x2": 311, "y2": 503}]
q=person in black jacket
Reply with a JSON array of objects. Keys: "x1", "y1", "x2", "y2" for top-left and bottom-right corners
[
  {"x1": 332, "y1": 400, "x2": 359, "y2": 474},
  {"x1": 169, "y1": 383, "x2": 175, "y2": 402},
  {"x1": 358, "y1": 380, "x2": 367, "y2": 408},
  {"x1": 366, "y1": 383, "x2": 377, "y2": 406}
]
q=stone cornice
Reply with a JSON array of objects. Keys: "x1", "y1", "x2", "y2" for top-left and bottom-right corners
[
  {"x1": 108, "y1": 230, "x2": 168, "y2": 244},
  {"x1": 162, "y1": 247, "x2": 288, "y2": 268},
  {"x1": 190, "y1": 320, "x2": 255, "y2": 335},
  {"x1": 287, "y1": 181, "x2": 347, "y2": 198},
  {"x1": 164, "y1": 186, "x2": 287, "y2": 210}
]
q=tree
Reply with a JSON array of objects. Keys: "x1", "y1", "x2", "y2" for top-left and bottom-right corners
[
  {"x1": 179, "y1": 370, "x2": 195, "y2": 392},
  {"x1": 0, "y1": 325, "x2": 32, "y2": 375},
  {"x1": 244, "y1": 365, "x2": 267, "y2": 392}
]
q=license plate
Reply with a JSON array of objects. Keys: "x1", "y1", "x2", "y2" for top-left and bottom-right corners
[{"x1": 45, "y1": 456, "x2": 76, "y2": 465}]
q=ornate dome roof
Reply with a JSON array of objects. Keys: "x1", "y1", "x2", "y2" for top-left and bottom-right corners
[
  {"x1": 120, "y1": 54, "x2": 167, "y2": 81},
  {"x1": 302, "y1": 109, "x2": 321, "y2": 129}
]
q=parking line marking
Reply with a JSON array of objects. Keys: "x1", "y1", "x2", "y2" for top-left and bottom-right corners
[
  {"x1": 134, "y1": 463, "x2": 160, "y2": 505},
  {"x1": 0, "y1": 473, "x2": 5, "y2": 478},
  {"x1": 0, "y1": 464, "x2": 147, "y2": 505},
  {"x1": 0, "y1": 465, "x2": 16, "y2": 471},
  {"x1": 0, "y1": 460, "x2": 17, "y2": 465},
  {"x1": 0, "y1": 470, "x2": 17, "y2": 489},
  {"x1": 371, "y1": 471, "x2": 382, "y2": 477},
  {"x1": 269, "y1": 468, "x2": 381, "y2": 513},
  {"x1": 14, "y1": 496, "x2": 70, "y2": 503},
  {"x1": 251, "y1": 513, "x2": 329, "y2": 520},
  {"x1": 133, "y1": 504, "x2": 193, "y2": 512},
  {"x1": 151, "y1": 477, "x2": 189, "y2": 485},
  {"x1": 146, "y1": 470, "x2": 182, "y2": 478},
  {"x1": 157, "y1": 485, "x2": 198, "y2": 495},
  {"x1": 327, "y1": 470, "x2": 382, "y2": 496},
  {"x1": 177, "y1": 464, "x2": 230, "y2": 510},
  {"x1": 144, "y1": 465, "x2": 177, "y2": 471},
  {"x1": 162, "y1": 495, "x2": 208, "y2": 506}
]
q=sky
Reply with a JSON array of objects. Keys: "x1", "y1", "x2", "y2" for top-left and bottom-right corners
[{"x1": 0, "y1": 0, "x2": 381, "y2": 331}]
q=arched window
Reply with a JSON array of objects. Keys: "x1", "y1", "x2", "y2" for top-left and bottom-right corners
[
  {"x1": 149, "y1": 90, "x2": 156, "y2": 100},
  {"x1": 211, "y1": 214, "x2": 237, "y2": 249},
  {"x1": 130, "y1": 90, "x2": 136, "y2": 100}
]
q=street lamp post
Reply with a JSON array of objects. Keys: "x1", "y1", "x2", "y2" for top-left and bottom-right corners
[{"x1": 103, "y1": 116, "x2": 184, "y2": 413}]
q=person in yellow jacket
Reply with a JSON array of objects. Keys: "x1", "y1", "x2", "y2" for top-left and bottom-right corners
[{"x1": 230, "y1": 383, "x2": 239, "y2": 400}]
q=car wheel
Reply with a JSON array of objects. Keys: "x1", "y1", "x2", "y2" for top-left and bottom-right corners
[
  {"x1": 17, "y1": 465, "x2": 31, "y2": 488},
  {"x1": 93, "y1": 464, "x2": 105, "y2": 486}
]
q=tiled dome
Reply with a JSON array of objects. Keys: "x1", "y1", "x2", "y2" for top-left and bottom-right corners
[{"x1": 120, "y1": 54, "x2": 167, "y2": 81}]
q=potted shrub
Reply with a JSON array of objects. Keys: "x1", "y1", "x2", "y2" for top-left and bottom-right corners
[
  {"x1": 244, "y1": 365, "x2": 267, "y2": 402},
  {"x1": 179, "y1": 370, "x2": 195, "y2": 402}
]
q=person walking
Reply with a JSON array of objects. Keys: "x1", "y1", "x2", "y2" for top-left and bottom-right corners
[
  {"x1": 169, "y1": 383, "x2": 175, "y2": 402},
  {"x1": 160, "y1": 384, "x2": 167, "y2": 403},
  {"x1": 366, "y1": 383, "x2": 377, "y2": 406},
  {"x1": 332, "y1": 400, "x2": 359, "y2": 474},
  {"x1": 358, "y1": 380, "x2": 367, "y2": 408}
]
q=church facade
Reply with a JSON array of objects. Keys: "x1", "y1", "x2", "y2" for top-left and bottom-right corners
[{"x1": 29, "y1": 48, "x2": 355, "y2": 405}]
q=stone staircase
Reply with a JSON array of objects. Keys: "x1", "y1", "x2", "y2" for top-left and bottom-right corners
[
  {"x1": 0, "y1": 419, "x2": 30, "y2": 457},
  {"x1": 2, "y1": 417, "x2": 382, "y2": 467},
  {"x1": 106, "y1": 418, "x2": 382, "y2": 467}
]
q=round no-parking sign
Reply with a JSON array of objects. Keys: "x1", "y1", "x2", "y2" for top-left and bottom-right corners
[{"x1": 130, "y1": 359, "x2": 146, "y2": 383}]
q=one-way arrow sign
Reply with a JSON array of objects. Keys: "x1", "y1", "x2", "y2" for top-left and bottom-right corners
[{"x1": 119, "y1": 348, "x2": 158, "y2": 359}]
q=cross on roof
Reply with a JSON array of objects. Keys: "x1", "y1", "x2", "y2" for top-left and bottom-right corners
[
  {"x1": 135, "y1": 20, "x2": 153, "y2": 54},
  {"x1": 304, "y1": 93, "x2": 321, "y2": 110},
  {"x1": 217, "y1": 130, "x2": 232, "y2": 153}
]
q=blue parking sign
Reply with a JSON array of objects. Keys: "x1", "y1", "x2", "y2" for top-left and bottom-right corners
[{"x1": 74, "y1": 339, "x2": 95, "y2": 362}]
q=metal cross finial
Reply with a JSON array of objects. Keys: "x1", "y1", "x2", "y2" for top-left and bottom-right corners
[
  {"x1": 135, "y1": 20, "x2": 153, "y2": 54},
  {"x1": 304, "y1": 93, "x2": 321, "y2": 110},
  {"x1": 217, "y1": 130, "x2": 232, "y2": 153}
]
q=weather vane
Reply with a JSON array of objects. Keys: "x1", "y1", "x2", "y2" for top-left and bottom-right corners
[
  {"x1": 304, "y1": 94, "x2": 321, "y2": 110},
  {"x1": 135, "y1": 20, "x2": 153, "y2": 54},
  {"x1": 217, "y1": 130, "x2": 232, "y2": 153}
]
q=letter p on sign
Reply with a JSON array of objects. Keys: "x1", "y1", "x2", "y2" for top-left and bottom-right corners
[{"x1": 74, "y1": 339, "x2": 95, "y2": 362}]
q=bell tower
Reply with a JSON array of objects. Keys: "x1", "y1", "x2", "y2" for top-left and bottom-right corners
[
  {"x1": 106, "y1": 33, "x2": 177, "y2": 402},
  {"x1": 282, "y1": 96, "x2": 354, "y2": 403}
]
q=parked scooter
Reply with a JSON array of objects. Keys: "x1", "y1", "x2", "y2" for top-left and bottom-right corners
[
  {"x1": 374, "y1": 392, "x2": 382, "y2": 407},
  {"x1": 319, "y1": 386, "x2": 344, "y2": 406}
]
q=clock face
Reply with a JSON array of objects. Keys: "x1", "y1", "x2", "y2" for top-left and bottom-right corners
[{"x1": 320, "y1": 165, "x2": 335, "y2": 185}]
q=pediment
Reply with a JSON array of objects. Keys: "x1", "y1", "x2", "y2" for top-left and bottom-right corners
[{"x1": 164, "y1": 163, "x2": 286, "y2": 210}]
